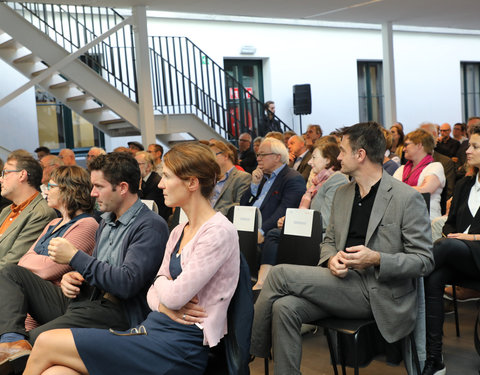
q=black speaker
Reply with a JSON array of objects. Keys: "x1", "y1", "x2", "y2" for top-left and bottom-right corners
[{"x1": 293, "y1": 84, "x2": 311, "y2": 115}]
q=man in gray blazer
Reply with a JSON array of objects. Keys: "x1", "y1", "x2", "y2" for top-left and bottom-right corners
[
  {"x1": 0, "y1": 151, "x2": 57, "y2": 268},
  {"x1": 251, "y1": 122, "x2": 434, "y2": 375}
]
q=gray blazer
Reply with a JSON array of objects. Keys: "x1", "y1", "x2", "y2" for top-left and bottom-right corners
[
  {"x1": 310, "y1": 171, "x2": 349, "y2": 229},
  {"x1": 214, "y1": 168, "x2": 251, "y2": 216},
  {"x1": 319, "y1": 170, "x2": 434, "y2": 343},
  {"x1": 0, "y1": 193, "x2": 57, "y2": 268}
]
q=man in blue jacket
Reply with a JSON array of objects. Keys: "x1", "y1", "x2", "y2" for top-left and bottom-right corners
[{"x1": 0, "y1": 152, "x2": 169, "y2": 371}]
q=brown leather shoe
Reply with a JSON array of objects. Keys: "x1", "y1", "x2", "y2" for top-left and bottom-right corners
[{"x1": 0, "y1": 340, "x2": 32, "y2": 366}]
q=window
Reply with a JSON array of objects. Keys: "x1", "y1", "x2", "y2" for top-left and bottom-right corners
[
  {"x1": 461, "y1": 62, "x2": 480, "y2": 121},
  {"x1": 357, "y1": 61, "x2": 384, "y2": 125}
]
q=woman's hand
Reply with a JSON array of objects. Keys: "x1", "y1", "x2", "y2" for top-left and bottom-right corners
[
  {"x1": 447, "y1": 233, "x2": 477, "y2": 241},
  {"x1": 277, "y1": 216, "x2": 285, "y2": 229},
  {"x1": 158, "y1": 296, "x2": 207, "y2": 325}
]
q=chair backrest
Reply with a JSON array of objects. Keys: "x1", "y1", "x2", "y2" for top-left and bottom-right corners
[
  {"x1": 168, "y1": 207, "x2": 188, "y2": 232},
  {"x1": 421, "y1": 192, "x2": 430, "y2": 214},
  {"x1": 276, "y1": 209, "x2": 322, "y2": 266},
  {"x1": 227, "y1": 206, "x2": 260, "y2": 280},
  {"x1": 204, "y1": 252, "x2": 254, "y2": 375},
  {"x1": 141, "y1": 199, "x2": 158, "y2": 213}
]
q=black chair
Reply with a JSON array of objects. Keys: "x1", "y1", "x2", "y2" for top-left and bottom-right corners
[
  {"x1": 451, "y1": 280, "x2": 480, "y2": 337},
  {"x1": 276, "y1": 209, "x2": 322, "y2": 266},
  {"x1": 203, "y1": 252, "x2": 254, "y2": 375},
  {"x1": 227, "y1": 206, "x2": 261, "y2": 281},
  {"x1": 312, "y1": 318, "x2": 421, "y2": 375},
  {"x1": 421, "y1": 192, "x2": 430, "y2": 213}
]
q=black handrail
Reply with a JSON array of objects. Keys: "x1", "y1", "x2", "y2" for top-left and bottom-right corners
[{"x1": 5, "y1": 2, "x2": 137, "y2": 101}]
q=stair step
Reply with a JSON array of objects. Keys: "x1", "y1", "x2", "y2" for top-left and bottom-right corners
[
  {"x1": 31, "y1": 68, "x2": 49, "y2": 77},
  {"x1": 66, "y1": 94, "x2": 92, "y2": 102},
  {"x1": 13, "y1": 53, "x2": 35, "y2": 64},
  {"x1": 49, "y1": 81, "x2": 72, "y2": 89},
  {"x1": 83, "y1": 106, "x2": 108, "y2": 114},
  {"x1": 99, "y1": 118, "x2": 127, "y2": 126},
  {"x1": 0, "y1": 38, "x2": 16, "y2": 49}
]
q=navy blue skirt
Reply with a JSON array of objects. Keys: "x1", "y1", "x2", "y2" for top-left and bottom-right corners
[{"x1": 72, "y1": 311, "x2": 208, "y2": 375}]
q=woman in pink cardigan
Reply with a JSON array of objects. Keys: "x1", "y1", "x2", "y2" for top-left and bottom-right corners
[{"x1": 24, "y1": 142, "x2": 240, "y2": 375}]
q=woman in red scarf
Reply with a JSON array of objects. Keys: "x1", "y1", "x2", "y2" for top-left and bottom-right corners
[{"x1": 393, "y1": 128, "x2": 445, "y2": 220}]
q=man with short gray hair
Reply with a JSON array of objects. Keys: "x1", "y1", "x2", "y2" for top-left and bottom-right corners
[
  {"x1": 240, "y1": 138, "x2": 305, "y2": 240},
  {"x1": 287, "y1": 135, "x2": 312, "y2": 181}
]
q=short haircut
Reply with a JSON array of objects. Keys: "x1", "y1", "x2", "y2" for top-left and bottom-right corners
[
  {"x1": 284, "y1": 130, "x2": 296, "y2": 138},
  {"x1": 89, "y1": 147, "x2": 106, "y2": 156},
  {"x1": 209, "y1": 140, "x2": 234, "y2": 164},
  {"x1": 34, "y1": 146, "x2": 50, "y2": 154},
  {"x1": 164, "y1": 142, "x2": 220, "y2": 199},
  {"x1": 454, "y1": 122, "x2": 466, "y2": 132},
  {"x1": 136, "y1": 151, "x2": 155, "y2": 171},
  {"x1": 148, "y1": 144, "x2": 164, "y2": 156},
  {"x1": 308, "y1": 124, "x2": 323, "y2": 137},
  {"x1": 261, "y1": 137, "x2": 289, "y2": 164},
  {"x1": 239, "y1": 133, "x2": 252, "y2": 142},
  {"x1": 340, "y1": 122, "x2": 386, "y2": 165},
  {"x1": 316, "y1": 142, "x2": 341, "y2": 171},
  {"x1": 51, "y1": 166, "x2": 95, "y2": 218},
  {"x1": 265, "y1": 131, "x2": 284, "y2": 143},
  {"x1": 406, "y1": 129, "x2": 435, "y2": 155},
  {"x1": 7, "y1": 151, "x2": 42, "y2": 191},
  {"x1": 253, "y1": 137, "x2": 264, "y2": 144},
  {"x1": 89, "y1": 152, "x2": 140, "y2": 194},
  {"x1": 290, "y1": 135, "x2": 306, "y2": 146}
]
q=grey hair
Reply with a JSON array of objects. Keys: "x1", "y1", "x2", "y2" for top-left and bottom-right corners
[{"x1": 260, "y1": 137, "x2": 289, "y2": 164}]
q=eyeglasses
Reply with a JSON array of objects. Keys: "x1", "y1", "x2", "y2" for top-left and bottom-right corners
[
  {"x1": 47, "y1": 182, "x2": 59, "y2": 190},
  {"x1": 1, "y1": 169, "x2": 22, "y2": 178},
  {"x1": 256, "y1": 153, "x2": 276, "y2": 159}
]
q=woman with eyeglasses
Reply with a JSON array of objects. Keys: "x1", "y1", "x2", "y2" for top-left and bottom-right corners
[
  {"x1": 0, "y1": 166, "x2": 98, "y2": 345},
  {"x1": 393, "y1": 129, "x2": 445, "y2": 220},
  {"x1": 23, "y1": 142, "x2": 240, "y2": 375}
]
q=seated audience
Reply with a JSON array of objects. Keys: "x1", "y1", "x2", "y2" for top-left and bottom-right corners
[
  {"x1": 58, "y1": 149, "x2": 76, "y2": 166},
  {"x1": 253, "y1": 137, "x2": 263, "y2": 155},
  {"x1": 394, "y1": 129, "x2": 445, "y2": 220},
  {"x1": 250, "y1": 122, "x2": 433, "y2": 375},
  {"x1": 287, "y1": 135, "x2": 312, "y2": 182},
  {"x1": 23, "y1": 142, "x2": 241, "y2": 375},
  {"x1": 0, "y1": 158, "x2": 11, "y2": 212},
  {"x1": 0, "y1": 152, "x2": 169, "y2": 372},
  {"x1": 135, "y1": 151, "x2": 171, "y2": 221},
  {"x1": 209, "y1": 140, "x2": 251, "y2": 216},
  {"x1": 423, "y1": 123, "x2": 480, "y2": 375},
  {"x1": 238, "y1": 133, "x2": 257, "y2": 173},
  {"x1": 1, "y1": 166, "x2": 98, "y2": 334},
  {"x1": 34, "y1": 147, "x2": 50, "y2": 161},
  {"x1": 39, "y1": 155, "x2": 63, "y2": 197},
  {"x1": 381, "y1": 128, "x2": 400, "y2": 175},
  {"x1": 436, "y1": 123, "x2": 460, "y2": 158},
  {"x1": 85, "y1": 147, "x2": 106, "y2": 170},
  {"x1": 128, "y1": 141, "x2": 144, "y2": 154},
  {"x1": 240, "y1": 138, "x2": 306, "y2": 241},
  {"x1": 305, "y1": 124, "x2": 322, "y2": 151},
  {"x1": 265, "y1": 131, "x2": 284, "y2": 143},
  {"x1": 389, "y1": 123, "x2": 405, "y2": 163},
  {"x1": 0, "y1": 151, "x2": 57, "y2": 268},
  {"x1": 253, "y1": 141, "x2": 348, "y2": 289},
  {"x1": 226, "y1": 143, "x2": 245, "y2": 171},
  {"x1": 283, "y1": 130, "x2": 296, "y2": 147},
  {"x1": 147, "y1": 143, "x2": 164, "y2": 175}
]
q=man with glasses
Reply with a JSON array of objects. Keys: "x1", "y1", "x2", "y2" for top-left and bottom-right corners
[
  {"x1": 436, "y1": 123, "x2": 460, "y2": 158},
  {"x1": 240, "y1": 137, "x2": 305, "y2": 242},
  {"x1": 238, "y1": 133, "x2": 257, "y2": 173},
  {"x1": 0, "y1": 151, "x2": 57, "y2": 268}
]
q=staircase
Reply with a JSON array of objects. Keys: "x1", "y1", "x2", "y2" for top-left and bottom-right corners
[{"x1": 0, "y1": 2, "x2": 292, "y2": 145}]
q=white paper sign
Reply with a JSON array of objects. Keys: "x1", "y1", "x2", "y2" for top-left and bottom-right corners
[
  {"x1": 233, "y1": 206, "x2": 257, "y2": 232},
  {"x1": 178, "y1": 208, "x2": 188, "y2": 224},
  {"x1": 283, "y1": 208, "x2": 314, "y2": 237}
]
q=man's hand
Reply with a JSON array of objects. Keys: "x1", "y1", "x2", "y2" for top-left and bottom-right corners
[
  {"x1": 258, "y1": 231, "x2": 265, "y2": 244},
  {"x1": 60, "y1": 271, "x2": 84, "y2": 299},
  {"x1": 48, "y1": 237, "x2": 78, "y2": 264},
  {"x1": 277, "y1": 216, "x2": 285, "y2": 229},
  {"x1": 288, "y1": 151, "x2": 296, "y2": 163},
  {"x1": 158, "y1": 296, "x2": 207, "y2": 325},
  {"x1": 328, "y1": 253, "x2": 348, "y2": 278},
  {"x1": 338, "y1": 245, "x2": 381, "y2": 270},
  {"x1": 251, "y1": 168, "x2": 264, "y2": 185}
]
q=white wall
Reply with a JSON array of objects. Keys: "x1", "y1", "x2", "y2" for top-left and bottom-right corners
[
  {"x1": 147, "y1": 16, "x2": 480, "y2": 135},
  {"x1": 0, "y1": 60, "x2": 38, "y2": 160}
]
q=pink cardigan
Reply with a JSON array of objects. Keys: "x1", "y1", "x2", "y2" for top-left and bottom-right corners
[
  {"x1": 18, "y1": 217, "x2": 98, "y2": 285},
  {"x1": 147, "y1": 212, "x2": 240, "y2": 347}
]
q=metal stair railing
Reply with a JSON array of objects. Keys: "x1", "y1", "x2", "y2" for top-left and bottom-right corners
[
  {"x1": 5, "y1": 2, "x2": 137, "y2": 101},
  {"x1": 150, "y1": 36, "x2": 292, "y2": 141}
]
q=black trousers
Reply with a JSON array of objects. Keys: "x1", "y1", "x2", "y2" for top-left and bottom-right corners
[
  {"x1": 424, "y1": 238, "x2": 480, "y2": 356},
  {"x1": 0, "y1": 264, "x2": 129, "y2": 344}
]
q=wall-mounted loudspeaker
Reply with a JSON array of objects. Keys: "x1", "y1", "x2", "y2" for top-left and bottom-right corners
[{"x1": 293, "y1": 84, "x2": 311, "y2": 115}]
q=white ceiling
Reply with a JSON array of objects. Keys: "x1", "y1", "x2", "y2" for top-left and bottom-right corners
[{"x1": 32, "y1": 0, "x2": 480, "y2": 31}]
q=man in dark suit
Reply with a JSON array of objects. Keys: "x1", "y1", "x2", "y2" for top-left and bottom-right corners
[
  {"x1": 240, "y1": 137, "x2": 306, "y2": 242},
  {"x1": 238, "y1": 133, "x2": 257, "y2": 174},
  {"x1": 287, "y1": 135, "x2": 312, "y2": 182},
  {"x1": 250, "y1": 122, "x2": 434, "y2": 375},
  {"x1": 135, "y1": 151, "x2": 171, "y2": 221}
]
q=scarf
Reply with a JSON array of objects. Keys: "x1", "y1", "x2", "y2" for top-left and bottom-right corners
[
  {"x1": 402, "y1": 154, "x2": 434, "y2": 186},
  {"x1": 299, "y1": 168, "x2": 335, "y2": 209}
]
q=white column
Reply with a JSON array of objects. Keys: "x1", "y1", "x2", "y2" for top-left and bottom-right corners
[
  {"x1": 382, "y1": 22, "x2": 397, "y2": 127},
  {"x1": 133, "y1": 6, "x2": 156, "y2": 146}
]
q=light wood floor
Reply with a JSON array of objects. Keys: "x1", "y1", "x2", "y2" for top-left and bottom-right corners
[{"x1": 250, "y1": 300, "x2": 480, "y2": 374}]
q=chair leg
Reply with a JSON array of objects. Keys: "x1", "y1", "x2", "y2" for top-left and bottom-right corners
[
  {"x1": 452, "y1": 284, "x2": 460, "y2": 337},
  {"x1": 324, "y1": 328, "x2": 339, "y2": 375},
  {"x1": 353, "y1": 331, "x2": 360, "y2": 375},
  {"x1": 338, "y1": 333, "x2": 347, "y2": 375},
  {"x1": 264, "y1": 356, "x2": 269, "y2": 375},
  {"x1": 409, "y1": 331, "x2": 421, "y2": 375}
]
